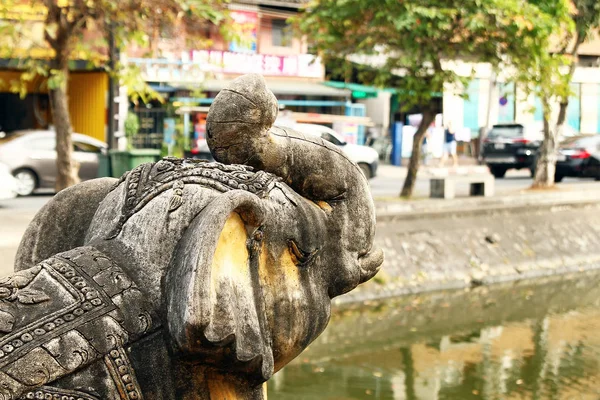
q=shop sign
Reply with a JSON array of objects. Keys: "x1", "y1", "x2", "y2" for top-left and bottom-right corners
[{"x1": 134, "y1": 51, "x2": 325, "y2": 82}]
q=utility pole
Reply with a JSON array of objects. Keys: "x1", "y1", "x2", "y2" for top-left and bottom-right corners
[{"x1": 107, "y1": 23, "x2": 118, "y2": 151}]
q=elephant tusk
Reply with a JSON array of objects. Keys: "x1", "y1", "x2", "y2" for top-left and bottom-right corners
[{"x1": 358, "y1": 247, "x2": 384, "y2": 284}]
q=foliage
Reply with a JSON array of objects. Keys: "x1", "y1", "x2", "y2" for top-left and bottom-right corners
[
  {"x1": 507, "y1": 0, "x2": 574, "y2": 110},
  {"x1": 297, "y1": 0, "x2": 554, "y2": 111},
  {"x1": 0, "y1": 0, "x2": 232, "y2": 97},
  {"x1": 295, "y1": 0, "x2": 559, "y2": 197},
  {"x1": 507, "y1": 0, "x2": 600, "y2": 188},
  {"x1": 124, "y1": 112, "x2": 139, "y2": 149}
]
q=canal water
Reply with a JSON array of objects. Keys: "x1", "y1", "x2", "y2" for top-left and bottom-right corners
[{"x1": 268, "y1": 271, "x2": 600, "y2": 399}]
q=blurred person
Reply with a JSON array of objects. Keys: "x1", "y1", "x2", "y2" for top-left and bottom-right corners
[
  {"x1": 422, "y1": 128, "x2": 431, "y2": 166},
  {"x1": 366, "y1": 125, "x2": 381, "y2": 147},
  {"x1": 440, "y1": 121, "x2": 458, "y2": 167}
]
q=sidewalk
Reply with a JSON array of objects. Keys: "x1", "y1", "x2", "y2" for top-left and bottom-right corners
[
  {"x1": 372, "y1": 157, "x2": 600, "y2": 207},
  {"x1": 375, "y1": 186, "x2": 600, "y2": 220}
]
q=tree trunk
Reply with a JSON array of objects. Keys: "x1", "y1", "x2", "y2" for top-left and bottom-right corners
[
  {"x1": 532, "y1": 101, "x2": 556, "y2": 188},
  {"x1": 400, "y1": 109, "x2": 435, "y2": 198},
  {"x1": 49, "y1": 65, "x2": 80, "y2": 192},
  {"x1": 531, "y1": 32, "x2": 583, "y2": 189}
]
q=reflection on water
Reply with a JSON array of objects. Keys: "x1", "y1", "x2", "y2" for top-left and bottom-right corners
[{"x1": 269, "y1": 271, "x2": 600, "y2": 399}]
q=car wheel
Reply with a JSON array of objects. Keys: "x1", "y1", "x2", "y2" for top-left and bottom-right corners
[
  {"x1": 13, "y1": 169, "x2": 38, "y2": 196},
  {"x1": 554, "y1": 173, "x2": 564, "y2": 183},
  {"x1": 359, "y1": 163, "x2": 372, "y2": 179},
  {"x1": 530, "y1": 168, "x2": 536, "y2": 178},
  {"x1": 489, "y1": 166, "x2": 507, "y2": 178}
]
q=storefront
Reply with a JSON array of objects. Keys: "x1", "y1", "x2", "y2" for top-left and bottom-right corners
[{"x1": 0, "y1": 70, "x2": 108, "y2": 142}]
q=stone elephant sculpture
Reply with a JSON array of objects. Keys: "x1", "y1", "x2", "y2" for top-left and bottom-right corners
[{"x1": 2, "y1": 74, "x2": 383, "y2": 399}]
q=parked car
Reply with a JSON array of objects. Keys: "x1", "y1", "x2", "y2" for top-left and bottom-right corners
[
  {"x1": 0, "y1": 162, "x2": 18, "y2": 200},
  {"x1": 554, "y1": 134, "x2": 600, "y2": 182},
  {"x1": 0, "y1": 129, "x2": 107, "y2": 196},
  {"x1": 481, "y1": 123, "x2": 542, "y2": 178},
  {"x1": 292, "y1": 123, "x2": 379, "y2": 179}
]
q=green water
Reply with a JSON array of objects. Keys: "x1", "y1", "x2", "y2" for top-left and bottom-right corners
[{"x1": 269, "y1": 271, "x2": 600, "y2": 399}]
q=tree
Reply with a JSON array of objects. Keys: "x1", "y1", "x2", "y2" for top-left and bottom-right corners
[
  {"x1": 0, "y1": 0, "x2": 231, "y2": 192},
  {"x1": 518, "y1": 0, "x2": 600, "y2": 188},
  {"x1": 296, "y1": 0, "x2": 563, "y2": 198}
]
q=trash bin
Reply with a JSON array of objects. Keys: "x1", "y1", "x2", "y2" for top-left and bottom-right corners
[
  {"x1": 97, "y1": 150, "x2": 111, "y2": 178},
  {"x1": 109, "y1": 149, "x2": 162, "y2": 178}
]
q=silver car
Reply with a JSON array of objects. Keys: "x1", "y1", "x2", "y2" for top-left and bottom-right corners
[{"x1": 0, "y1": 130, "x2": 107, "y2": 196}]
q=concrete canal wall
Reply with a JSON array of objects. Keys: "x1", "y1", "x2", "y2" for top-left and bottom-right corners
[{"x1": 338, "y1": 189, "x2": 600, "y2": 304}]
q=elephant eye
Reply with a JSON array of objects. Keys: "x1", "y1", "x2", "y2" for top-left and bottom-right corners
[
  {"x1": 326, "y1": 191, "x2": 347, "y2": 204},
  {"x1": 287, "y1": 239, "x2": 318, "y2": 268}
]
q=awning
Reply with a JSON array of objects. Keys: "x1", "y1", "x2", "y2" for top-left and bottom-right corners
[
  {"x1": 324, "y1": 80, "x2": 442, "y2": 98},
  {"x1": 148, "y1": 83, "x2": 178, "y2": 93},
  {"x1": 323, "y1": 81, "x2": 397, "y2": 99},
  {"x1": 200, "y1": 79, "x2": 351, "y2": 97},
  {"x1": 291, "y1": 112, "x2": 374, "y2": 126},
  {"x1": 172, "y1": 98, "x2": 349, "y2": 108}
]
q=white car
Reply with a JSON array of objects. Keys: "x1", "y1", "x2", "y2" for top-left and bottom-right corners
[
  {"x1": 0, "y1": 162, "x2": 17, "y2": 200},
  {"x1": 0, "y1": 130, "x2": 107, "y2": 196},
  {"x1": 292, "y1": 123, "x2": 379, "y2": 179}
]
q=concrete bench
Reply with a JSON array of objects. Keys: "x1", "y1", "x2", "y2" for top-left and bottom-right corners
[{"x1": 430, "y1": 174, "x2": 495, "y2": 199}]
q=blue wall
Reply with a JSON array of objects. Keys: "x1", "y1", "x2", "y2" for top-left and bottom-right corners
[
  {"x1": 463, "y1": 79, "x2": 480, "y2": 136},
  {"x1": 567, "y1": 83, "x2": 581, "y2": 132},
  {"x1": 534, "y1": 83, "x2": 580, "y2": 132}
]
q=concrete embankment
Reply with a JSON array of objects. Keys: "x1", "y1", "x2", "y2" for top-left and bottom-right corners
[{"x1": 338, "y1": 189, "x2": 600, "y2": 304}]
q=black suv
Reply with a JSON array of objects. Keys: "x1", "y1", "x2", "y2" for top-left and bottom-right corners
[{"x1": 481, "y1": 123, "x2": 541, "y2": 178}]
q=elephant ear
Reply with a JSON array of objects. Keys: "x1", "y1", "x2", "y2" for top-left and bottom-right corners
[
  {"x1": 164, "y1": 190, "x2": 274, "y2": 382},
  {"x1": 14, "y1": 177, "x2": 118, "y2": 271}
]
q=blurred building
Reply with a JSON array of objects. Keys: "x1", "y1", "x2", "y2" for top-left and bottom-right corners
[
  {"x1": 443, "y1": 37, "x2": 600, "y2": 140},
  {"x1": 0, "y1": 0, "x2": 375, "y2": 150},
  {"x1": 124, "y1": 0, "x2": 383, "y2": 151},
  {"x1": 326, "y1": 37, "x2": 600, "y2": 162},
  {"x1": 0, "y1": 4, "x2": 109, "y2": 142}
]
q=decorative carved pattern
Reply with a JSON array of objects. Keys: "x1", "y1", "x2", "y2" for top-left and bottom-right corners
[
  {"x1": 0, "y1": 259, "x2": 113, "y2": 367},
  {"x1": 20, "y1": 386, "x2": 99, "y2": 400},
  {"x1": 106, "y1": 157, "x2": 280, "y2": 239},
  {"x1": 0, "y1": 247, "x2": 159, "y2": 400},
  {"x1": 104, "y1": 347, "x2": 144, "y2": 400}
]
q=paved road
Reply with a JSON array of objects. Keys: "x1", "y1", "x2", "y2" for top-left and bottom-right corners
[{"x1": 0, "y1": 194, "x2": 52, "y2": 277}]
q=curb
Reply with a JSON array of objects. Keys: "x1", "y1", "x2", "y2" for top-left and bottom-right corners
[{"x1": 375, "y1": 189, "x2": 600, "y2": 220}]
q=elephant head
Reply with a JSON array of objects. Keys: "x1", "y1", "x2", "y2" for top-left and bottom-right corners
[
  {"x1": 13, "y1": 74, "x2": 383, "y2": 397},
  {"x1": 206, "y1": 74, "x2": 384, "y2": 296}
]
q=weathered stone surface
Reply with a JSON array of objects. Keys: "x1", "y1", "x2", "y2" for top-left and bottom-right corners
[
  {"x1": 5, "y1": 74, "x2": 382, "y2": 399},
  {"x1": 14, "y1": 178, "x2": 117, "y2": 271}
]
